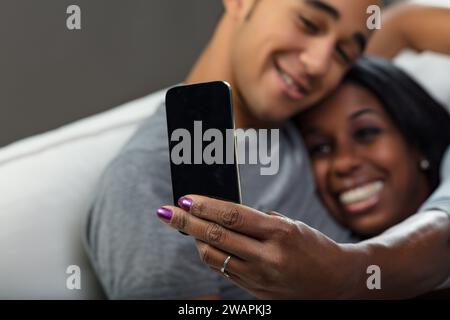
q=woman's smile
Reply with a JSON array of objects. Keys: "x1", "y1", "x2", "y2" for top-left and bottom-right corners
[
  {"x1": 335, "y1": 180, "x2": 384, "y2": 215},
  {"x1": 299, "y1": 81, "x2": 432, "y2": 237}
]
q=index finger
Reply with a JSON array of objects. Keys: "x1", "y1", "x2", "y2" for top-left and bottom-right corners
[{"x1": 177, "y1": 194, "x2": 275, "y2": 240}]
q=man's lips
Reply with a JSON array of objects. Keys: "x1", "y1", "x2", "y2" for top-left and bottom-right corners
[{"x1": 274, "y1": 60, "x2": 311, "y2": 99}]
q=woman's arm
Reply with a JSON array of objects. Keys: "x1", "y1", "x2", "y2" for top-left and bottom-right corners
[
  {"x1": 157, "y1": 195, "x2": 450, "y2": 299},
  {"x1": 366, "y1": 5, "x2": 450, "y2": 58}
]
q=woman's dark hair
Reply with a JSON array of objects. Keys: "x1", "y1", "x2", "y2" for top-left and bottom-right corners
[{"x1": 343, "y1": 56, "x2": 450, "y2": 191}]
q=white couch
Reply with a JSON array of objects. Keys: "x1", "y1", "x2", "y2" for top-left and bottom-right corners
[{"x1": 0, "y1": 89, "x2": 165, "y2": 299}]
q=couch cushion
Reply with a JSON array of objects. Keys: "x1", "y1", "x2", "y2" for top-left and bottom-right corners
[
  {"x1": 394, "y1": 50, "x2": 450, "y2": 111},
  {"x1": 0, "y1": 89, "x2": 165, "y2": 299}
]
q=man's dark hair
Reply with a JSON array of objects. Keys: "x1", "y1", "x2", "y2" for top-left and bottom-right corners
[{"x1": 344, "y1": 56, "x2": 450, "y2": 191}]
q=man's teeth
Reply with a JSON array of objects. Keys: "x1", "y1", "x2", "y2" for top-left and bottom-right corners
[
  {"x1": 281, "y1": 71, "x2": 295, "y2": 86},
  {"x1": 279, "y1": 69, "x2": 301, "y2": 91},
  {"x1": 339, "y1": 181, "x2": 384, "y2": 205}
]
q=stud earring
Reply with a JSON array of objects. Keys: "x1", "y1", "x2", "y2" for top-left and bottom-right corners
[{"x1": 420, "y1": 159, "x2": 430, "y2": 171}]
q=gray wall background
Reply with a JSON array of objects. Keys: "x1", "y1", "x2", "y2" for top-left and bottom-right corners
[{"x1": 0, "y1": 0, "x2": 222, "y2": 147}]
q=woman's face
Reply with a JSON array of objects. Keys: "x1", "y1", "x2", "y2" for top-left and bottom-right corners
[{"x1": 300, "y1": 83, "x2": 430, "y2": 237}]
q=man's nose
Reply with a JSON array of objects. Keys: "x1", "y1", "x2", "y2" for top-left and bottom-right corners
[{"x1": 299, "y1": 37, "x2": 335, "y2": 77}]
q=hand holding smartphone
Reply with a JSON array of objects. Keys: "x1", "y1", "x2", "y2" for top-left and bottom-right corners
[{"x1": 165, "y1": 81, "x2": 242, "y2": 206}]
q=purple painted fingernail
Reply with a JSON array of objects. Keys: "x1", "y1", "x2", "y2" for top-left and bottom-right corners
[
  {"x1": 156, "y1": 207, "x2": 173, "y2": 222},
  {"x1": 178, "y1": 197, "x2": 193, "y2": 211}
]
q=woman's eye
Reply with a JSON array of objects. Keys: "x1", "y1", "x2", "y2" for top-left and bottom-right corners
[
  {"x1": 298, "y1": 16, "x2": 320, "y2": 34},
  {"x1": 309, "y1": 144, "x2": 332, "y2": 157},
  {"x1": 354, "y1": 127, "x2": 382, "y2": 142}
]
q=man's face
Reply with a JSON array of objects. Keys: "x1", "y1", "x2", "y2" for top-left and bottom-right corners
[{"x1": 229, "y1": 0, "x2": 379, "y2": 123}]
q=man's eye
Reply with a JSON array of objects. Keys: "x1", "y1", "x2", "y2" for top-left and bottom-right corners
[
  {"x1": 298, "y1": 16, "x2": 320, "y2": 34},
  {"x1": 354, "y1": 127, "x2": 382, "y2": 143},
  {"x1": 335, "y1": 46, "x2": 352, "y2": 65},
  {"x1": 309, "y1": 144, "x2": 332, "y2": 157}
]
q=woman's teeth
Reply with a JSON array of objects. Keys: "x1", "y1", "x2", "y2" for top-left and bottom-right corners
[{"x1": 339, "y1": 181, "x2": 384, "y2": 205}]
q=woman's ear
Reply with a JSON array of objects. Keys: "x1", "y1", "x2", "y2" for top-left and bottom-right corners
[
  {"x1": 413, "y1": 149, "x2": 431, "y2": 172},
  {"x1": 419, "y1": 159, "x2": 431, "y2": 171}
]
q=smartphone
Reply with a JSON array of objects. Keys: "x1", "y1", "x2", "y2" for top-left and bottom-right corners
[{"x1": 165, "y1": 81, "x2": 242, "y2": 206}]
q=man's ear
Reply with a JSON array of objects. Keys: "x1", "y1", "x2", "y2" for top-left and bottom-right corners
[{"x1": 222, "y1": 0, "x2": 259, "y2": 21}]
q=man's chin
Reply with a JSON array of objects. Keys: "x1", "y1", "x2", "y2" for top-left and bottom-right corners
[
  {"x1": 251, "y1": 108, "x2": 294, "y2": 127},
  {"x1": 244, "y1": 95, "x2": 307, "y2": 126},
  {"x1": 262, "y1": 101, "x2": 305, "y2": 120}
]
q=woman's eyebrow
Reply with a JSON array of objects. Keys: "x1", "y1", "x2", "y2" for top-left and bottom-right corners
[
  {"x1": 350, "y1": 108, "x2": 377, "y2": 119},
  {"x1": 303, "y1": 0, "x2": 340, "y2": 20}
]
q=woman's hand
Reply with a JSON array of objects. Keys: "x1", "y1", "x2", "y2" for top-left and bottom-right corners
[
  {"x1": 366, "y1": 4, "x2": 450, "y2": 58},
  {"x1": 156, "y1": 195, "x2": 365, "y2": 299}
]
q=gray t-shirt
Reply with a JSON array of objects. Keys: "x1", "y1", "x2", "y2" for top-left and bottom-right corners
[{"x1": 85, "y1": 90, "x2": 356, "y2": 300}]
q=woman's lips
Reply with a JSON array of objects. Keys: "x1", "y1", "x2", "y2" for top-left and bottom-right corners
[{"x1": 337, "y1": 181, "x2": 384, "y2": 215}]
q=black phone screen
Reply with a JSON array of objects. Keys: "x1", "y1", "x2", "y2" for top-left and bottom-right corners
[{"x1": 165, "y1": 81, "x2": 242, "y2": 206}]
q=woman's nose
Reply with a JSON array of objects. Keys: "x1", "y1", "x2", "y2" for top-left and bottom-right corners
[{"x1": 330, "y1": 146, "x2": 362, "y2": 178}]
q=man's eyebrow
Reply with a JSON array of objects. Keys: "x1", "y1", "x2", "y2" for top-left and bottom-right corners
[{"x1": 304, "y1": 0, "x2": 340, "y2": 20}]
